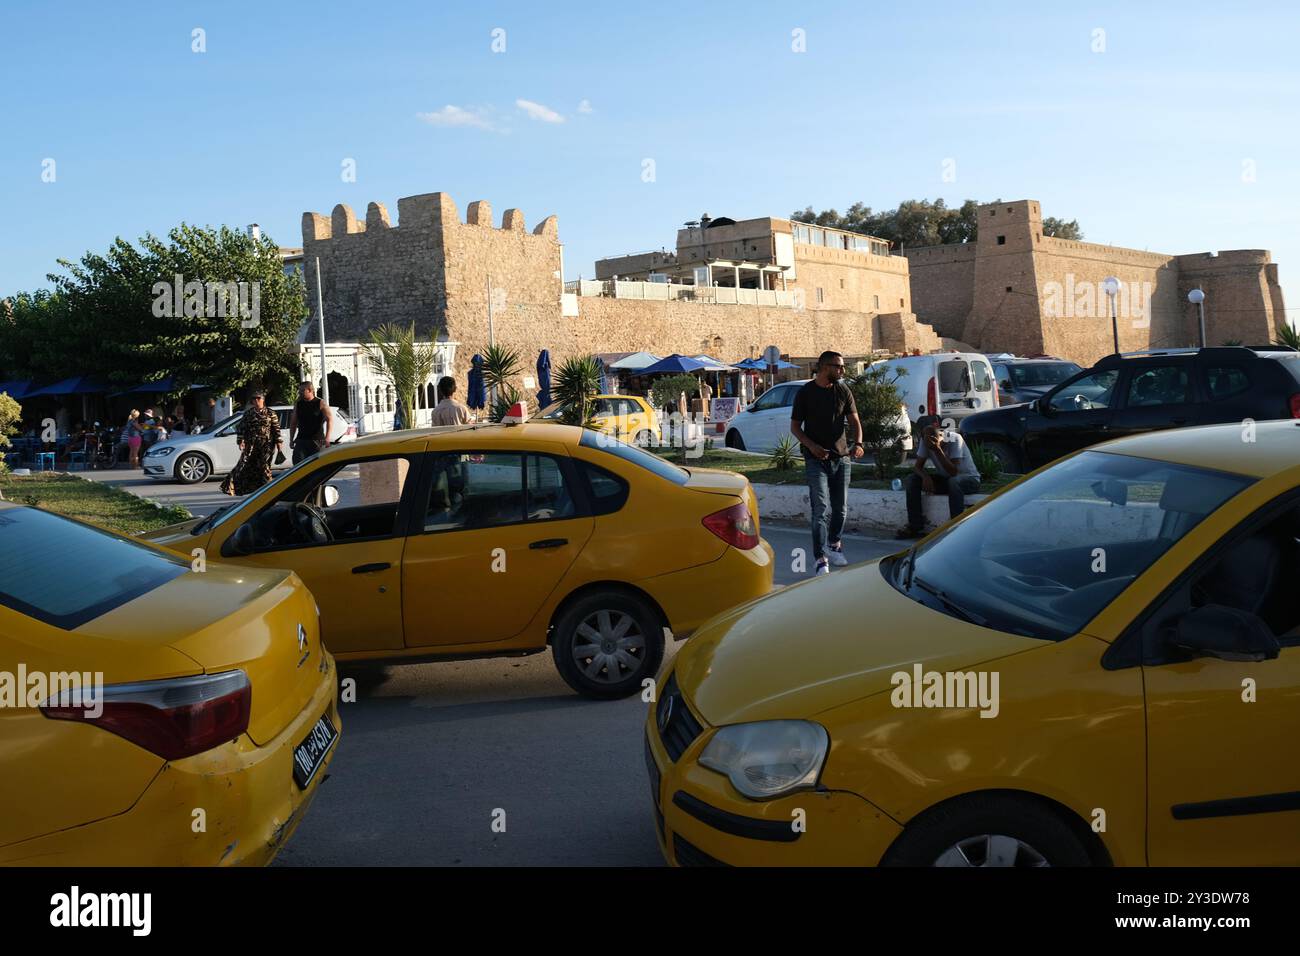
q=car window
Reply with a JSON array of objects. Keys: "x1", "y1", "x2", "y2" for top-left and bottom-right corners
[
  {"x1": 0, "y1": 506, "x2": 187, "y2": 629},
  {"x1": 1049, "y1": 369, "x2": 1119, "y2": 411},
  {"x1": 241, "y1": 454, "x2": 415, "y2": 549},
  {"x1": 893, "y1": 451, "x2": 1254, "y2": 640},
  {"x1": 424, "y1": 453, "x2": 576, "y2": 532},
  {"x1": 938, "y1": 360, "x2": 972, "y2": 393},
  {"x1": 971, "y1": 362, "x2": 992, "y2": 393},
  {"x1": 578, "y1": 461, "x2": 630, "y2": 516},
  {"x1": 1125, "y1": 365, "x2": 1193, "y2": 407},
  {"x1": 578, "y1": 430, "x2": 689, "y2": 484},
  {"x1": 1205, "y1": 365, "x2": 1251, "y2": 400},
  {"x1": 750, "y1": 385, "x2": 789, "y2": 412},
  {"x1": 1010, "y1": 363, "x2": 1080, "y2": 387}
]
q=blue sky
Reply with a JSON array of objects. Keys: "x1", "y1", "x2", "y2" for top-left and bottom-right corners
[{"x1": 2, "y1": 0, "x2": 1296, "y2": 320}]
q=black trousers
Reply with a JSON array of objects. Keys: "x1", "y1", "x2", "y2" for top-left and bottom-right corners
[{"x1": 292, "y1": 435, "x2": 327, "y2": 465}]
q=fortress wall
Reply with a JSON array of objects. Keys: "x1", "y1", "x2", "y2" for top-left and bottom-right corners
[
  {"x1": 904, "y1": 243, "x2": 977, "y2": 340},
  {"x1": 788, "y1": 246, "x2": 912, "y2": 315}
]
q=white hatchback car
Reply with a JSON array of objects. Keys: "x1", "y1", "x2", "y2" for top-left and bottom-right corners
[
  {"x1": 143, "y1": 405, "x2": 355, "y2": 484},
  {"x1": 722, "y1": 379, "x2": 913, "y2": 455}
]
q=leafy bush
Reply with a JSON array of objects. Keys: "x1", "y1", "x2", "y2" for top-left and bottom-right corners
[
  {"x1": 769, "y1": 434, "x2": 799, "y2": 471},
  {"x1": 1277, "y1": 323, "x2": 1300, "y2": 351},
  {"x1": 0, "y1": 392, "x2": 20, "y2": 476},
  {"x1": 970, "y1": 443, "x2": 1003, "y2": 484},
  {"x1": 846, "y1": 364, "x2": 908, "y2": 479},
  {"x1": 650, "y1": 374, "x2": 699, "y2": 412},
  {"x1": 553, "y1": 356, "x2": 603, "y2": 429}
]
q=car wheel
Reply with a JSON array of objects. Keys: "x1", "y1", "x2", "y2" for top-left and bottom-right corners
[
  {"x1": 551, "y1": 591, "x2": 665, "y2": 700},
  {"x1": 174, "y1": 451, "x2": 212, "y2": 484},
  {"x1": 724, "y1": 430, "x2": 746, "y2": 451},
  {"x1": 882, "y1": 793, "x2": 1093, "y2": 867},
  {"x1": 633, "y1": 430, "x2": 654, "y2": 447},
  {"x1": 978, "y1": 441, "x2": 1022, "y2": 475}
]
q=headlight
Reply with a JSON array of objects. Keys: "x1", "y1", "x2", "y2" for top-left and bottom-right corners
[
  {"x1": 147, "y1": 446, "x2": 176, "y2": 457},
  {"x1": 698, "y1": 720, "x2": 829, "y2": 800}
]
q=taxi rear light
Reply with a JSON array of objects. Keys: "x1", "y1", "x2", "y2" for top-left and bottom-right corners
[
  {"x1": 1289, "y1": 394, "x2": 1300, "y2": 418},
  {"x1": 41, "y1": 670, "x2": 251, "y2": 760},
  {"x1": 702, "y1": 502, "x2": 759, "y2": 550}
]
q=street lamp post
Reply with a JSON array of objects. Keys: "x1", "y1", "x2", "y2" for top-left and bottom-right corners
[
  {"x1": 1102, "y1": 276, "x2": 1121, "y2": 355},
  {"x1": 1188, "y1": 288, "x2": 1206, "y2": 348}
]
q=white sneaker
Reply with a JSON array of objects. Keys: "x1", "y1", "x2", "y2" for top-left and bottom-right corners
[
  {"x1": 827, "y1": 546, "x2": 848, "y2": 567},
  {"x1": 814, "y1": 560, "x2": 831, "y2": 576}
]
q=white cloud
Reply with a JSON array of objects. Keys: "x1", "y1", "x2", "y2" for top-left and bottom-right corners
[
  {"x1": 416, "y1": 105, "x2": 497, "y2": 131},
  {"x1": 516, "y1": 98, "x2": 565, "y2": 123},
  {"x1": 577, "y1": 98, "x2": 593, "y2": 114}
]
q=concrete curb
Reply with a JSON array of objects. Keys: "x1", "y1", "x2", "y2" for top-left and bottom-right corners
[{"x1": 753, "y1": 481, "x2": 988, "y2": 536}]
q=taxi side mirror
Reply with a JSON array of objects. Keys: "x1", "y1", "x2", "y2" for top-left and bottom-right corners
[
  {"x1": 323, "y1": 484, "x2": 341, "y2": 508},
  {"x1": 1173, "y1": 604, "x2": 1279, "y2": 663},
  {"x1": 225, "y1": 523, "x2": 255, "y2": 557}
]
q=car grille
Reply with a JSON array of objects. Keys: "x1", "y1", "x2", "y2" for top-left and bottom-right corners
[
  {"x1": 656, "y1": 674, "x2": 703, "y2": 762},
  {"x1": 644, "y1": 732, "x2": 664, "y2": 841},
  {"x1": 673, "y1": 834, "x2": 729, "y2": 867}
]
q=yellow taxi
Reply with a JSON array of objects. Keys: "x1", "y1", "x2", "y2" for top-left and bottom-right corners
[
  {"x1": 143, "y1": 422, "x2": 773, "y2": 699},
  {"x1": 0, "y1": 502, "x2": 339, "y2": 866},
  {"x1": 648, "y1": 420, "x2": 1300, "y2": 866},
  {"x1": 540, "y1": 395, "x2": 663, "y2": 446}
]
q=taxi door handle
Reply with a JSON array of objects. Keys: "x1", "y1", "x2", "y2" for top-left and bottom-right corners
[
  {"x1": 352, "y1": 562, "x2": 391, "y2": 574},
  {"x1": 529, "y1": 538, "x2": 568, "y2": 550}
]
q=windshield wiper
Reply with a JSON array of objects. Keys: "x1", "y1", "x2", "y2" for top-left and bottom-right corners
[
  {"x1": 912, "y1": 576, "x2": 987, "y2": 627},
  {"x1": 193, "y1": 504, "x2": 232, "y2": 534}
]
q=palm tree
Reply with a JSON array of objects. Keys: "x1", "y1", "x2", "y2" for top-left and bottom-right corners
[
  {"x1": 1277, "y1": 322, "x2": 1300, "y2": 351},
  {"x1": 362, "y1": 322, "x2": 441, "y2": 430},
  {"x1": 553, "y1": 356, "x2": 603, "y2": 430}
]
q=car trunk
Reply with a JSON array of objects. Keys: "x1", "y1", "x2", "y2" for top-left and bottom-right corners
[
  {"x1": 82, "y1": 564, "x2": 325, "y2": 745},
  {"x1": 681, "y1": 467, "x2": 760, "y2": 537}
]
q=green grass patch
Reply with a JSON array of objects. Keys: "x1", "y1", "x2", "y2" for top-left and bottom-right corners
[
  {"x1": 653, "y1": 447, "x2": 1018, "y2": 492},
  {"x1": 0, "y1": 473, "x2": 191, "y2": 535}
]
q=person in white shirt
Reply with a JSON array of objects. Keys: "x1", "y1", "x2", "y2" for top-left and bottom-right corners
[
  {"x1": 430, "y1": 376, "x2": 473, "y2": 425},
  {"x1": 898, "y1": 415, "x2": 981, "y2": 538}
]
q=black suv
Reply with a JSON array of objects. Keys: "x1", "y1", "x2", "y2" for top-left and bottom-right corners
[{"x1": 961, "y1": 346, "x2": 1300, "y2": 473}]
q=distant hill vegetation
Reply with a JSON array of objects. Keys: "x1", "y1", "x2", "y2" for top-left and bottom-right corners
[{"x1": 791, "y1": 199, "x2": 1083, "y2": 248}]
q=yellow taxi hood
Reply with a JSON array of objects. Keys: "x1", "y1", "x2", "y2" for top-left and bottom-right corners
[{"x1": 673, "y1": 558, "x2": 1045, "y2": 726}]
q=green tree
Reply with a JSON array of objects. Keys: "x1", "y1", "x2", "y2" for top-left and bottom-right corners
[
  {"x1": 1042, "y1": 217, "x2": 1083, "y2": 240},
  {"x1": 552, "y1": 356, "x2": 603, "y2": 429},
  {"x1": 846, "y1": 364, "x2": 909, "y2": 479},
  {"x1": 0, "y1": 392, "x2": 20, "y2": 476},
  {"x1": 362, "y1": 322, "x2": 441, "y2": 430},
  {"x1": 793, "y1": 198, "x2": 1083, "y2": 247},
  {"x1": 8, "y1": 225, "x2": 306, "y2": 395},
  {"x1": 1276, "y1": 322, "x2": 1300, "y2": 350},
  {"x1": 650, "y1": 373, "x2": 698, "y2": 412}
]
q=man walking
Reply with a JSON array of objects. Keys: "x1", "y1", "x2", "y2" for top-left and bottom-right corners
[
  {"x1": 430, "y1": 376, "x2": 473, "y2": 425},
  {"x1": 288, "y1": 381, "x2": 333, "y2": 464},
  {"x1": 790, "y1": 351, "x2": 864, "y2": 575},
  {"x1": 897, "y1": 416, "x2": 982, "y2": 538}
]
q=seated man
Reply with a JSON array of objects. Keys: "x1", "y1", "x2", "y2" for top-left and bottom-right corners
[{"x1": 897, "y1": 416, "x2": 982, "y2": 539}]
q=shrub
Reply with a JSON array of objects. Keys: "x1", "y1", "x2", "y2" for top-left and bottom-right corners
[
  {"x1": 846, "y1": 364, "x2": 908, "y2": 479},
  {"x1": 769, "y1": 435, "x2": 799, "y2": 471},
  {"x1": 970, "y1": 443, "x2": 1003, "y2": 484}
]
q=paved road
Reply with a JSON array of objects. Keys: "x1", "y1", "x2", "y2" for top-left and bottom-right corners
[
  {"x1": 83, "y1": 467, "x2": 238, "y2": 519},
  {"x1": 94, "y1": 471, "x2": 902, "y2": 865}
]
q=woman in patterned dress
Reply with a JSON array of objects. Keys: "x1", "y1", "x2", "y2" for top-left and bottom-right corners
[{"x1": 220, "y1": 392, "x2": 284, "y2": 496}]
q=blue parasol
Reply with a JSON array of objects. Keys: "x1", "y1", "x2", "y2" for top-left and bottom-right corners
[
  {"x1": 638, "y1": 353, "x2": 708, "y2": 376},
  {"x1": 594, "y1": 356, "x2": 609, "y2": 393},
  {"x1": 536, "y1": 350, "x2": 552, "y2": 408},
  {"x1": 467, "y1": 354, "x2": 486, "y2": 410}
]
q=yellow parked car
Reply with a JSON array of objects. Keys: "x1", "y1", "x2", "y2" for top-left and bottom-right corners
[
  {"x1": 648, "y1": 421, "x2": 1300, "y2": 866},
  {"x1": 540, "y1": 395, "x2": 662, "y2": 446},
  {"x1": 143, "y1": 422, "x2": 772, "y2": 699},
  {"x1": 0, "y1": 502, "x2": 339, "y2": 866}
]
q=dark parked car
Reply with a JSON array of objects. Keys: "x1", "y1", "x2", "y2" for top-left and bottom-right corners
[
  {"x1": 961, "y1": 346, "x2": 1300, "y2": 473},
  {"x1": 990, "y1": 357, "x2": 1082, "y2": 406}
]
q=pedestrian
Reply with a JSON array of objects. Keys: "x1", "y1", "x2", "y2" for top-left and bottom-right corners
[
  {"x1": 124, "y1": 409, "x2": 143, "y2": 468},
  {"x1": 790, "y1": 350, "x2": 864, "y2": 575},
  {"x1": 896, "y1": 416, "x2": 982, "y2": 539},
  {"x1": 288, "y1": 381, "x2": 333, "y2": 464},
  {"x1": 220, "y1": 392, "x2": 284, "y2": 496},
  {"x1": 430, "y1": 376, "x2": 473, "y2": 425}
]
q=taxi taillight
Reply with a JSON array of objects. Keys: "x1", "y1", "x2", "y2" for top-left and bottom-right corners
[
  {"x1": 703, "y1": 502, "x2": 759, "y2": 550},
  {"x1": 42, "y1": 670, "x2": 251, "y2": 760}
]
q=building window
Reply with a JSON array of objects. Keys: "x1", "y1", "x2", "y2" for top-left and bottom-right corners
[
  {"x1": 816, "y1": 287, "x2": 824, "y2": 304},
  {"x1": 1006, "y1": 286, "x2": 1013, "y2": 292},
  {"x1": 899, "y1": 297, "x2": 904, "y2": 307},
  {"x1": 873, "y1": 294, "x2": 880, "y2": 309},
  {"x1": 839, "y1": 278, "x2": 845, "y2": 289},
  {"x1": 997, "y1": 235, "x2": 1006, "y2": 245}
]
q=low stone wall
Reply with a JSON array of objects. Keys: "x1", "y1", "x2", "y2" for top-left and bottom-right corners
[{"x1": 753, "y1": 482, "x2": 984, "y2": 536}]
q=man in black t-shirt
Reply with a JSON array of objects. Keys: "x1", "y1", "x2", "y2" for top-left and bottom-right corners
[
  {"x1": 790, "y1": 351, "x2": 864, "y2": 575},
  {"x1": 289, "y1": 381, "x2": 334, "y2": 464}
]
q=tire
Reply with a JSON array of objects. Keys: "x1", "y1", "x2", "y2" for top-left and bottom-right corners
[
  {"x1": 174, "y1": 451, "x2": 212, "y2": 484},
  {"x1": 551, "y1": 590, "x2": 665, "y2": 700},
  {"x1": 633, "y1": 430, "x2": 654, "y2": 448},
  {"x1": 978, "y1": 440, "x2": 1021, "y2": 475},
  {"x1": 882, "y1": 792, "x2": 1094, "y2": 867},
  {"x1": 724, "y1": 429, "x2": 746, "y2": 451}
]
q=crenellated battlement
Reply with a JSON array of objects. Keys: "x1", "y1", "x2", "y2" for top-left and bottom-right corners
[{"x1": 302, "y1": 192, "x2": 558, "y2": 243}]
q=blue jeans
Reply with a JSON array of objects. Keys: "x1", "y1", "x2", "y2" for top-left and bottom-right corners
[
  {"x1": 805, "y1": 455, "x2": 852, "y2": 562},
  {"x1": 905, "y1": 472, "x2": 981, "y2": 530}
]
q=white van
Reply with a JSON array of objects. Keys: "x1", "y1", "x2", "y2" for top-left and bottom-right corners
[{"x1": 869, "y1": 353, "x2": 998, "y2": 429}]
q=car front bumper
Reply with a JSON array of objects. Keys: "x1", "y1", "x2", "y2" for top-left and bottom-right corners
[{"x1": 644, "y1": 685, "x2": 901, "y2": 866}]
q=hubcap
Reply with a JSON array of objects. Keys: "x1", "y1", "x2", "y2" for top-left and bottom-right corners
[
  {"x1": 179, "y1": 455, "x2": 207, "y2": 481},
  {"x1": 934, "y1": 834, "x2": 1049, "y2": 867},
  {"x1": 571, "y1": 609, "x2": 646, "y2": 684}
]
